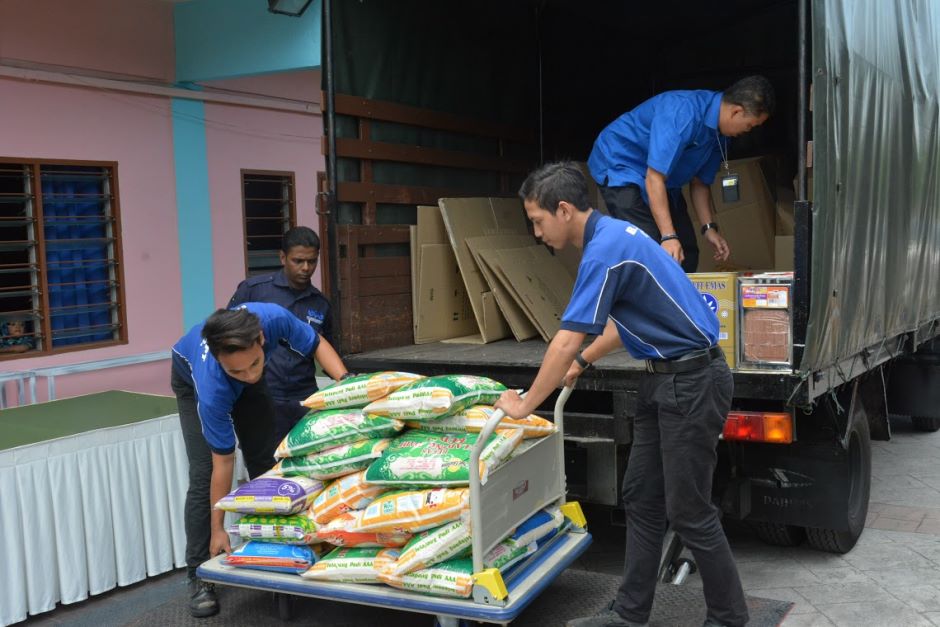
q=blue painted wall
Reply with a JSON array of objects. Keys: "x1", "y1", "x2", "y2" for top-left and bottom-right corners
[
  {"x1": 175, "y1": 0, "x2": 321, "y2": 82},
  {"x1": 172, "y1": 97, "x2": 215, "y2": 329}
]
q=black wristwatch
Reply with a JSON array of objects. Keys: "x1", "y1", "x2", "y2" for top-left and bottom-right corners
[
  {"x1": 700, "y1": 222, "x2": 719, "y2": 235},
  {"x1": 574, "y1": 353, "x2": 592, "y2": 370},
  {"x1": 660, "y1": 233, "x2": 680, "y2": 243}
]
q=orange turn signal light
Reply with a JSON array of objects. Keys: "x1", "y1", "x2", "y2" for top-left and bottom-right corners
[{"x1": 722, "y1": 411, "x2": 793, "y2": 444}]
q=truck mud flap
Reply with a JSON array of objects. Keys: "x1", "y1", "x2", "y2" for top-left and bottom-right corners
[{"x1": 738, "y1": 440, "x2": 853, "y2": 531}]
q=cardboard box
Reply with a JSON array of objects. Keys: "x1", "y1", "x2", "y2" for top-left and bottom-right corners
[
  {"x1": 774, "y1": 235, "x2": 794, "y2": 271},
  {"x1": 683, "y1": 156, "x2": 776, "y2": 271},
  {"x1": 438, "y1": 197, "x2": 530, "y2": 343},
  {"x1": 411, "y1": 205, "x2": 477, "y2": 344},
  {"x1": 742, "y1": 309, "x2": 791, "y2": 363},
  {"x1": 775, "y1": 186, "x2": 795, "y2": 236},
  {"x1": 687, "y1": 272, "x2": 737, "y2": 368},
  {"x1": 465, "y1": 234, "x2": 540, "y2": 341},
  {"x1": 482, "y1": 246, "x2": 574, "y2": 341}
]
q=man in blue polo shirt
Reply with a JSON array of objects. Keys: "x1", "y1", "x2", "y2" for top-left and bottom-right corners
[
  {"x1": 496, "y1": 163, "x2": 747, "y2": 627},
  {"x1": 588, "y1": 75, "x2": 775, "y2": 272},
  {"x1": 171, "y1": 302, "x2": 347, "y2": 618},
  {"x1": 229, "y1": 226, "x2": 334, "y2": 442}
]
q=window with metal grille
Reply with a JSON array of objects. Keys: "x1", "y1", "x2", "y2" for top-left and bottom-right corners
[
  {"x1": 242, "y1": 170, "x2": 296, "y2": 277},
  {"x1": 0, "y1": 160, "x2": 125, "y2": 358}
]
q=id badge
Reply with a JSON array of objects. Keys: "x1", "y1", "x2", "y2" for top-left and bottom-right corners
[{"x1": 721, "y1": 174, "x2": 740, "y2": 203}]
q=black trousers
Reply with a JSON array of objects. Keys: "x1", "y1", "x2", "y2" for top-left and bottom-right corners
[
  {"x1": 171, "y1": 367, "x2": 277, "y2": 576},
  {"x1": 272, "y1": 397, "x2": 311, "y2": 444},
  {"x1": 614, "y1": 354, "x2": 749, "y2": 626},
  {"x1": 600, "y1": 184, "x2": 699, "y2": 273}
]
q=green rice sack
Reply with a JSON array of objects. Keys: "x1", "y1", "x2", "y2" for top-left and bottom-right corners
[
  {"x1": 302, "y1": 372, "x2": 425, "y2": 411},
  {"x1": 363, "y1": 375, "x2": 507, "y2": 421},
  {"x1": 364, "y1": 429, "x2": 523, "y2": 486},
  {"x1": 379, "y1": 518, "x2": 472, "y2": 576},
  {"x1": 274, "y1": 409, "x2": 404, "y2": 459},
  {"x1": 273, "y1": 438, "x2": 392, "y2": 480},
  {"x1": 226, "y1": 512, "x2": 319, "y2": 545},
  {"x1": 406, "y1": 405, "x2": 556, "y2": 438}
]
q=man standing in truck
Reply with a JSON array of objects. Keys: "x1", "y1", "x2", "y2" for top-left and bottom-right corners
[
  {"x1": 229, "y1": 226, "x2": 335, "y2": 443},
  {"x1": 496, "y1": 162, "x2": 747, "y2": 627},
  {"x1": 588, "y1": 75, "x2": 775, "y2": 272}
]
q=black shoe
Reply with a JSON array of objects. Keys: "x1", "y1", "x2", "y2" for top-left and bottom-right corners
[{"x1": 188, "y1": 577, "x2": 219, "y2": 618}]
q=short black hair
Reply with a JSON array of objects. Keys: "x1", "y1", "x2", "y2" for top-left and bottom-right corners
[
  {"x1": 202, "y1": 307, "x2": 262, "y2": 358},
  {"x1": 518, "y1": 161, "x2": 590, "y2": 214},
  {"x1": 722, "y1": 75, "x2": 776, "y2": 117},
  {"x1": 281, "y1": 226, "x2": 321, "y2": 253}
]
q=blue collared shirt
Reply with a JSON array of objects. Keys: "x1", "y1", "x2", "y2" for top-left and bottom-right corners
[
  {"x1": 229, "y1": 270, "x2": 333, "y2": 401},
  {"x1": 560, "y1": 211, "x2": 718, "y2": 360},
  {"x1": 171, "y1": 302, "x2": 320, "y2": 454},
  {"x1": 588, "y1": 90, "x2": 729, "y2": 200}
]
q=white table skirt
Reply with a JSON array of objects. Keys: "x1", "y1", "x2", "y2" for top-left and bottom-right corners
[{"x1": 0, "y1": 414, "x2": 190, "y2": 625}]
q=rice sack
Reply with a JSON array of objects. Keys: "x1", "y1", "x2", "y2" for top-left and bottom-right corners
[
  {"x1": 302, "y1": 372, "x2": 425, "y2": 411},
  {"x1": 224, "y1": 541, "x2": 317, "y2": 574},
  {"x1": 314, "y1": 510, "x2": 411, "y2": 547},
  {"x1": 483, "y1": 538, "x2": 536, "y2": 572},
  {"x1": 407, "y1": 405, "x2": 556, "y2": 439},
  {"x1": 512, "y1": 506, "x2": 566, "y2": 546},
  {"x1": 227, "y1": 512, "x2": 319, "y2": 545},
  {"x1": 273, "y1": 438, "x2": 391, "y2": 480},
  {"x1": 275, "y1": 409, "x2": 404, "y2": 459},
  {"x1": 364, "y1": 429, "x2": 523, "y2": 486},
  {"x1": 363, "y1": 375, "x2": 507, "y2": 421},
  {"x1": 214, "y1": 475, "x2": 323, "y2": 515},
  {"x1": 380, "y1": 518, "x2": 472, "y2": 576},
  {"x1": 311, "y1": 470, "x2": 388, "y2": 524},
  {"x1": 378, "y1": 557, "x2": 475, "y2": 599},
  {"x1": 356, "y1": 488, "x2": 470, "y2": 534},
  {"x1": 301, "y1": 547, "x2": 398, "y2": 583}
]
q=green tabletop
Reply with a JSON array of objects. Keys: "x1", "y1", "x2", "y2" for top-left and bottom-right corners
[{"x1": 0, "y1": 391, "x2": 178, "y2": 451}]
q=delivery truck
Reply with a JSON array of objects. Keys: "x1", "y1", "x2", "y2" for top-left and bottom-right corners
[{"x1": 314, "y1": 0, "x2": 940, "y2": 554}]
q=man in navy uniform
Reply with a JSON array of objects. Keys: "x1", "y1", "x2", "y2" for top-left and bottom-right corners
[
  {"x1": 496, "y1": 163, "x2": 747, "y2": 627},
  {"x1": 171, "y1": 302, "x2": 348, "y2": 617},
  {"x1": 588, "y1": 75, "x2": 775, "y2": 272},
  {"x1": 230, "y1": 226, "x2": 334, "y2": 442}
]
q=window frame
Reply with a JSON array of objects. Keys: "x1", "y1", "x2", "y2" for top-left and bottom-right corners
[
  {"x1": 0, "y1": 156, "x2": 128, "y2": 360},
  {"x1": 240, "y1": 169, "x2": 298, "y2": 278}
]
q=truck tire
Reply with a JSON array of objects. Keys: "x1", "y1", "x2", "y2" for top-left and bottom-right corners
[
  {"x1": 805, "y1": 417, "x2": 871, "y2": 553},
  {"x1": 912, "y1": 416, "x2": 940, "y2": 432},
  {"x1": 753, "y1": 522, "x2": 806, "y2": 547}
]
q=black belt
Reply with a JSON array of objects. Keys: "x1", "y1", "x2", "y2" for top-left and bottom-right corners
[{"x1": 646, "y1": 345, "x2": 723, "y2": 374}]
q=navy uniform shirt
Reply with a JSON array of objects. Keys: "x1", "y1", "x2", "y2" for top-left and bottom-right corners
[
  {"x1": 588, "y1": 90, "x2": 730, "y2": 203},
  {"x1": 560, "y1": 211, "x2": 718, "y2": 360},
  {"x1": 229, "y1": 269, "x2": 333, "y2": 401},
  {"x1": 171, "y1": 302, "x2": 320, "y2": 454}
]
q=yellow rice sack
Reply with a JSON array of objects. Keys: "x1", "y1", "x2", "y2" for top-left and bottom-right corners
[
  {"x1": 311, "y1": 470, "x2": 388, "y2": 524},
  {"x1": 355, "y1": 488, "x2": 470, "y2": 534},
  {"x1": 302, "y1": 372, "x2": 425, "y2": 410},
  {"x1": 301, "y1": 547, "x2": 398, "y2": 583},
  {"x1": 377, "y1": 557, "x2": 474, "y2": 598},
  {"x1": 314, "y1": 510, "x2": 412, "y2": 547},
  {"x1": 406, "y1": 405, "x2": 556, "y2": 438}
]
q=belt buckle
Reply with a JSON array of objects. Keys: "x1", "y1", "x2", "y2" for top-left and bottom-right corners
[{"x1": 645, "y1": 360, "x2": 655, "y2": 374}]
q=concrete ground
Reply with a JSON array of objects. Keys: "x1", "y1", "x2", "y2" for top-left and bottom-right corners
[{"x1": 19, "y1": 414, "x2": 940, "y2": 626}]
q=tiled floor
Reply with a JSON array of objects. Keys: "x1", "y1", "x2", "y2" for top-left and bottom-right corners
[{"x1": 17, "y1": 414, "x2": 940, "y2": 626}]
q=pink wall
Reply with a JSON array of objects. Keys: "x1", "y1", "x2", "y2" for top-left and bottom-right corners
[
  {"x1": 203, "y1": 70, "x2": 325, "y2": 308},
  {"x1": 0, "y1": 0, "x2": 180, "y2": 402},
  {"x1": 0, "y1": 0, "x2": 174, "y2": 82}
]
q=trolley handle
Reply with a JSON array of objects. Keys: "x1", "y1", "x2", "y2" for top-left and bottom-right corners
[{"x1": 468, "y1": 386, "x2": 574, "y2": 575}]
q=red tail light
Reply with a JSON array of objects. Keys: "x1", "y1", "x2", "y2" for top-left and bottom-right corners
[{"x1": 723, "y1": 411, "x2": 793, "y2": 444}]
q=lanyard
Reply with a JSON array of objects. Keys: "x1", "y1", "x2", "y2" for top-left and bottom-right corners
[{"x1": 716, "y1": 129, "x2": 730, "y2": 173}]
